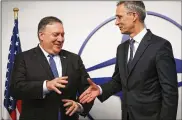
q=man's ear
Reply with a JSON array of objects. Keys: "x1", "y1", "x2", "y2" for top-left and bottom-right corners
[
  {"x1": 39, "y1": 32, "x2": 44, "y2": 41},
  {"x1": 132, "y1": 12, "x2": 138, "y2": 22}
]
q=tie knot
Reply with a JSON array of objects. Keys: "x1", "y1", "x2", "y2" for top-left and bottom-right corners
[
  {"x1": 130, "y1": 39, "x2": 135, "y2": 44},
  {"x1": 48, "y1": 54, "x2": 55, "y2": 58}
]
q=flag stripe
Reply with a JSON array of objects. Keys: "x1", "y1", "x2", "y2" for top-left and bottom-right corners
[
  {"x1": 10, "y1": 110, "x2": 16, "y2": 120},
  {"x1": 16, "y1": 100, "x2": 22, "y2": 113},
  {"x1": 3, "y1": 18, "x2": 22, "y2": 120}
]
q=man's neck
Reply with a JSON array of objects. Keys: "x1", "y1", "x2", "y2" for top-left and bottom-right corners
[{"x1": 130, "y1": 23, "x2": 145, "y2": 38}]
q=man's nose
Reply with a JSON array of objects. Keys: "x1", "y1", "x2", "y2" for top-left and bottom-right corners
[
  {"x1": 115, "y1": 19, "x2": 119, "y2": 26},
  {"x1": 57, "y1": 35, "x2": 64, "y2": 42}
]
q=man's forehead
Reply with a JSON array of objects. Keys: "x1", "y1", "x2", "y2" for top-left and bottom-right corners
[
  {"x1": 116, "y1": 5, "x2": 128, "y2": 14},
  {"x1": 44, "y1": 23, "x2": 64, "y2": 30}
]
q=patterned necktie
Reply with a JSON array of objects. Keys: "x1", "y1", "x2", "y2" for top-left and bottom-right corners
[
  {"x1": 48, "y1": 54, "x2": 61, "y2": 120},
  {"x1": 127, "y1": 39, "x2": 135, "y2": 72}
]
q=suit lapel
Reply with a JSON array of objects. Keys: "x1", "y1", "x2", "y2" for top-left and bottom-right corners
[
  {"x1": 123, "y1": 41, "x2": 129, "y2": 78},
  {"x1": 127, "y1": 30, "x2": 153, "y2": 77},
  {"x1": 59, "y1": 50, "x2": 68, "y2": 76},
  {"x1": 120, "y1": 41, "x2": 130, "y2": 86},
  {"x1": 34, "y1": 46, "x2": 54, "y2": 79}
]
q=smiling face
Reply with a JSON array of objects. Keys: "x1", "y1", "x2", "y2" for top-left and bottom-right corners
[
  {"x1": 115, "y1": 4, "x2": 135, "y2": 35},
  {"x1": 39, "y1": 22, "x2": 65, "y2": 55}
]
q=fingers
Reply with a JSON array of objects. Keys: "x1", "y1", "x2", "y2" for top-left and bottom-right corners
[
  {"x1": 79, "y1": 78, "x2": 95, "y2": 100},
  {"x1": 66, "y1": 104, "x2": 77, "y2": 116},
  {"x1": 79, "y1": 90, "x2": 90, "y2": 100},
  {"x1": 87, "y1": 78, "x2": 95, "y2": 86},
  {"x1": 56, "y1": 76, "x2": 68, "y2": 84},
  {"x1": 69, "y1": 106, "x2": 78, "y2": 116},
  {"x1": 62, "y1": 99, "x2": 78, "y2": 116},
  {"x1": 57, "y1": 76, "x2": 68, "y2": 82},
  {"x1": 55, "y1": 77, "x2": 68, "y2": 88},
  {"x1": 46, "y1": 76, "x2": 68, "y2": 94},
  {"x1": 61, "y1": 76, "x2": 68, "y2": 79},
  {"x1": 79, "y1": 91, "x2": 90, "y2": 103},
  {"x1": 52, "y1": 86, "x2": 62, "y2": 94},
  {"x1": 86, "y1": 96, "x2": 95, "y2": 103},
  {"x1": 62, "y1": 99, "x2": 72, "y2": 107},
  {"x1": 55, "y1": 83, "x2": 66, "y2": 89},
  {"x1": 80, "y1": 93, "x2": 94, "y2": 104}
]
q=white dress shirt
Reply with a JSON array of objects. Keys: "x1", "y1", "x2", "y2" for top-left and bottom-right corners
[
  {"x1": 39, "y1": 44, "x2": 83, "y2": 112},
  {"x1": 127, "y1": 28, "x2": 147, "y2": 62},
  {"x1": 39, "y1": 44, "x2": 62, "y2": 95},
  {"x1": 98, "y1": 28, "x2": 147, "y2": 95}
]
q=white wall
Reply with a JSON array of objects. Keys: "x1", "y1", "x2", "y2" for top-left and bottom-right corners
[{"x1": 1, "y1": 1, "x2": 181, "y2": 120}]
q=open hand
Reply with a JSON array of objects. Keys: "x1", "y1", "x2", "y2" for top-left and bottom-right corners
[
  {"x1": 46, "y1": 76, "x2": 68, "y2": 94},
  {"x1": 79, "y1": 78, "x2": 100, "y2": 104}
]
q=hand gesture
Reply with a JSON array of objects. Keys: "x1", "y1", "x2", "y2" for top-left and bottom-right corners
[
  {"x1": 62, "y1": 99, "x2": 80, "y2": 116},
  {"x1": 79, "y1": 78, "x2": 100, "y2": 104},
  {"x1": 46, "y1": 76, "x2": 68, "y2": 94}
]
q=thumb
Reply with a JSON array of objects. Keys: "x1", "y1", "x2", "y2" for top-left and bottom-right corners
[{"x1": 87, "y1": 78, "x2": 96, "y2": 86}]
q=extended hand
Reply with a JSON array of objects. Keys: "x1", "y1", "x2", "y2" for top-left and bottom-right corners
[
  {"x1": 46, "y1": 76, "x2": 68, "y2": 94},
  {"x1": 79, "y1": 78, "x2": 100, "y2": 104},
  {"x1": 62, "y1": 99, "x2": 80, "y2": 116}
]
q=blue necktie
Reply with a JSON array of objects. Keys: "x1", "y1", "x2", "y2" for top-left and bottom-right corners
[
  {"x1": 48, "y1": 54, "x2": 59, "y2": 78},
  {"x1": 48, "y1": 55, "x2": 61, "y2": 120}
]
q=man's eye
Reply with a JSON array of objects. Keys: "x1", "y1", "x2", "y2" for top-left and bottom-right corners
[{"x1": 53, "y1": 33, "x2": 59, "y2": 37}]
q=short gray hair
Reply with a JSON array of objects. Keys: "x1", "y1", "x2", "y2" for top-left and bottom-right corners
[
  {"x1": 37, "y1": 16, "x2": 63, "y2": 40},
  {"x1": 117, "y1": 1, "x2": 146, "y2": 23}
]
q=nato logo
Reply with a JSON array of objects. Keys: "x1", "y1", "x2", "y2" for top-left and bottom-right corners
[{"x1": 78, "y1": 11, "x2": 182, "y2": 120}]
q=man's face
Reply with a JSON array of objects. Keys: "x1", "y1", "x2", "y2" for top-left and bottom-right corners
[
  {"x1": 39, "y1": 22, "x2": 65, "y2": 55},
  {"x1": 115, "y1": 4, "x2": 135, "y2": 34}
]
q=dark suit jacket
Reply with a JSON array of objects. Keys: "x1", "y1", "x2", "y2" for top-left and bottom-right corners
[
  {"x1": 10, "y1": 46, "x2": 93, "y2": 120},
  {"x1": 98, "y1": 29, "x2": 178, "y2": 120}
]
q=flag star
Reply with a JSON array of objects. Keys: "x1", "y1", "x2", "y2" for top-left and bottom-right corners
[
  {"x1": 4, "y1": 95, "x2": 6, "y2": 99},
  {"x1": 8, "y1": 59, "x2": 10, "y2": 63},
  {"x1": 5, "y1": 86, "x2": 7, "y2": 90},
  {"x1": 9, "y1": 50, "x2": 11, "y2": 54},
  {"x1": 16, "y1": 41, "x2": 19, "y2": 46},
  {"x1": 9, "y1": 96, "x2": 13, "y2": 101},
  {"x1": 16, "y1": 33, "x2": 19, "y2": 38},
  {"x1": 14, "y1": 51, "x2": 17, "y2": 55},
  {"x1": 6, "y1": 77, "x2": 8, "y2": 82},
  {"x1": 8, "y1": 106, "x2": 12, "y2": 110}
]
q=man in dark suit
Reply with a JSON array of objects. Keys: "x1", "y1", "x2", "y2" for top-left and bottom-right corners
[
  {"x1": 10, "y1": 16, "x2": 93, "y2": 120},
  {"x1": 79, "y1": 1, "x2": 178, "y2": 120}
]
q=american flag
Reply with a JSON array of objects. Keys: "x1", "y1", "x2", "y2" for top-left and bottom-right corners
[{"x1": 3, "y1": 18, "x2": 22, "y2": 120}]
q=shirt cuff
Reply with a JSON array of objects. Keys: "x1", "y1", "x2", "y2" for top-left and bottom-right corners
[
  {"x1": 43, "y1": 80, "x2": 50, "y2": 98},
  {"x1": 77, "y1": 102, "x2": 84, "y2": 113},
  {"x1": 97, "y1": 85, "x2": 103, "y2": 95}
]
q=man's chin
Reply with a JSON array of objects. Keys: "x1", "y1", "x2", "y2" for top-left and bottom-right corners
[
  {"x1": 120, "y1": 31, "x2": 129, "y2": 35},
  {"x1": 53, "y1": 48, "x2": 62, "y2": 54},
  {"x1": 120, "y1": 30, "x2": 126, "y2": 34}
]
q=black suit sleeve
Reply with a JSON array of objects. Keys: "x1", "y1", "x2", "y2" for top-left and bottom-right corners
[
  {"x1": 156, "y1": 41, "x2": 178, "y2": 120},
  {"x1": 10, "y1": 53, "x2": 44, "y2": 100},
  {"x1": 77, "y1": 56, "x2": 94, "y2": 117},
  {"x1": 98, "y1": 46, "x2": 122, "y2": 102}
]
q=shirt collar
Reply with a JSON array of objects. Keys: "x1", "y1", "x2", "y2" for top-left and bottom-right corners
[
  {"x1": 39, "y1": 44, "x2": 50, "y2": 58},
  {"x1": 131, "y1": 28, "x2": 147, "y2": 43}
]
